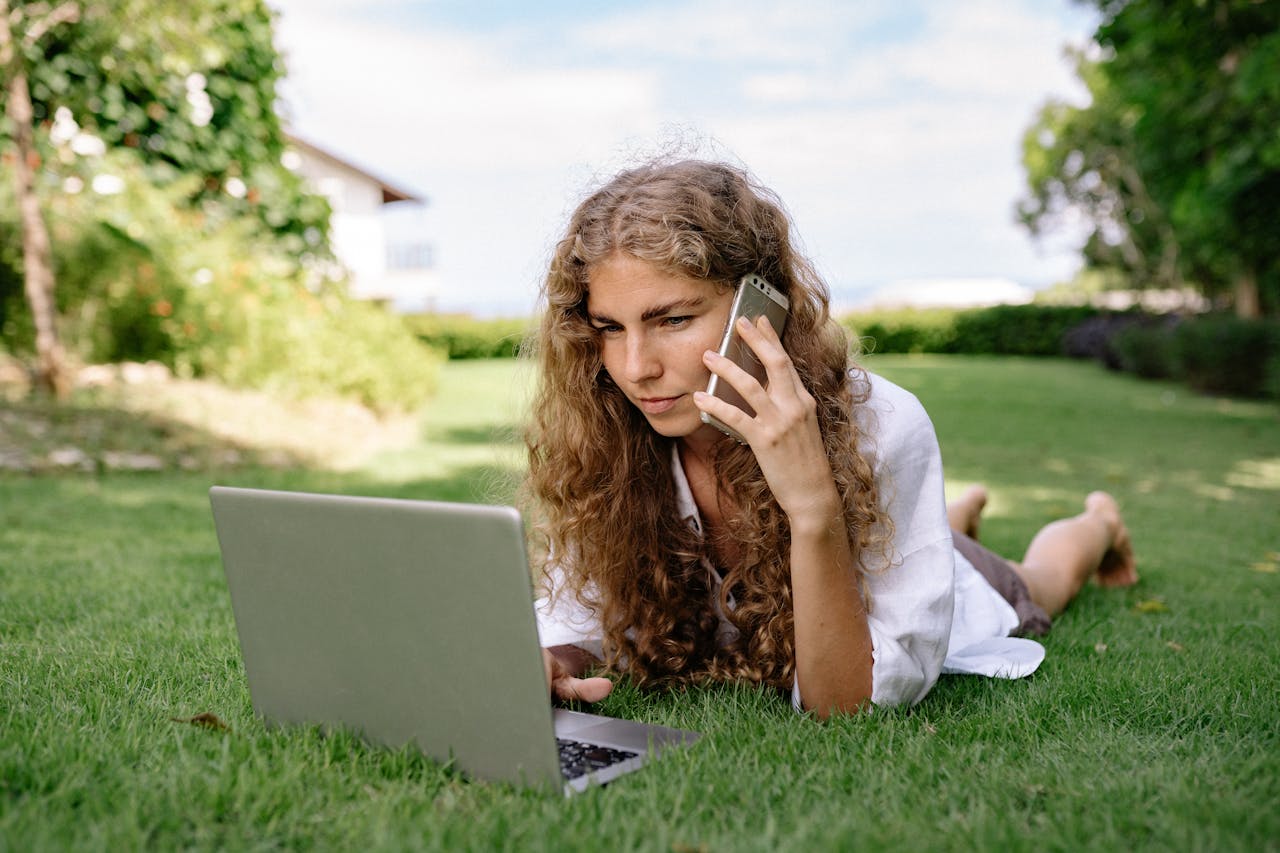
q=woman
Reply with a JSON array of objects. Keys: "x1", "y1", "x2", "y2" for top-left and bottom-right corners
[{"x1": 524, "y1": 159, "x2": 1136, "y2": 719}]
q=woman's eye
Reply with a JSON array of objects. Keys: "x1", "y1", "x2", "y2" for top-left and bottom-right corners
[{"x1": 593, "y1": 323, "x2": 621, "y2": 336}]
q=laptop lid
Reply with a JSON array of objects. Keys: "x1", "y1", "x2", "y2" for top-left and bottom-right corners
[{"x1": 209, "y1": 486, "x2": 565, "y2": 789}]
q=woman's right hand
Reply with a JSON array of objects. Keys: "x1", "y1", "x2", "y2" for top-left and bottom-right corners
[{"x1": 543, "y1": 646, "x2": 614, "y2": 703}]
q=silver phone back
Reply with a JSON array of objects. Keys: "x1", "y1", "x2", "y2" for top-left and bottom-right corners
[{"x1": 702, "y1": 274, "x2": 790, "y2": 441}]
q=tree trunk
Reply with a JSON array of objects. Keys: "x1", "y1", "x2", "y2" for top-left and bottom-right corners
[
  {"x1": 1, "y1": 2, "x2": 71, "y2": 397},
  {"x1": 1233, "y1": 268, "x2": 1261, "y2": 319}
]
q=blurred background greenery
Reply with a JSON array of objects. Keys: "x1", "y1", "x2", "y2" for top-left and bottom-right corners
[
  {"x1": 1, "y1": 0, "x2": 1277, "y2": 419},
  {"x1": 1, "y1": 0, "x2": 439, "y2": 410}
]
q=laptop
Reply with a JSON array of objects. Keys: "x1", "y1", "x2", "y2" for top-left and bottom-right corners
[{"x1": 209, "y1": 486, "x2": 699, "y2": 794}]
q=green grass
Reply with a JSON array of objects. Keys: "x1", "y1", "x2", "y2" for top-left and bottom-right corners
[{"x1": 2, "y1": 356, "x2": 1277, "y2": 851}]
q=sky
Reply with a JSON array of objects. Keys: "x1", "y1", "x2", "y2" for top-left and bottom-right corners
[{"x1": 268, "y1": 0, "x2": 1098, "y2": 316}]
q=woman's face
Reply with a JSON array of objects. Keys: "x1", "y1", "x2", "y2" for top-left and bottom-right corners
[{"x1": 586, "y1": 253, "x2": 734, "y2": 441}]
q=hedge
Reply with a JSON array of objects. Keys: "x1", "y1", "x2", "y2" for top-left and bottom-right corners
[
  {"x1": 841, "y1": 304, "x2": 1280, "y2": 401},
  {"x1": 1171, "y1": 315, "x2": 1280, "y2": 398},
  {"x1": 842, "y1": 304, "x2": 1109, "y2": 357},
  {"x1": 403, "y1": 314, "x2": 532, "y2": 360}
]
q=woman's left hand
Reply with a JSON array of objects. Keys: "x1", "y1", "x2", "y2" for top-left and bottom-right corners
[{"x1": 693, "y1": 315, "x2": 840, "y2": 526}]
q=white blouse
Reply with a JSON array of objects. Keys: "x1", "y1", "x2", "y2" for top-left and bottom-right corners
[{"x1": 535, "y1": 372, "x2": 1044, "y2": 708}]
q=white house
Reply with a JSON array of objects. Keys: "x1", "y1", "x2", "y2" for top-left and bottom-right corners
[{"x1": 283, "y1": 134, "x2": 439, "y2": 313}]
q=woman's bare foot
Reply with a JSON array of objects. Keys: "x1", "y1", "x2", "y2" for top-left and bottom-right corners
[
  {"x1": 1084, "y1": 491, "x2": 1139, "y2": 587},
  {"x1": 947, "y1": 484, "x2": 989, "y2": 540}
]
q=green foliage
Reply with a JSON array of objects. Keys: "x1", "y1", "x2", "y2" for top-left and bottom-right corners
[
  {"x1": 1268, "y1": 351, "x2": 1280, "y2": 401},
  {"x1": 841, "y1": 308, "x2": 958, "y2": 354},
  {"x1": 0, "y1": 225, "x2": 27, "y2": 349},
  {"x1": 6, "y1": 0, "x2": 331, "y2": 254},
  {"x1": 1, "y1": 149, "x2": 190, "y2": 361},
  {"x1": 1060, "y1": 311, "x2": 1142, "y2": 368},
  {"x1": 0, "y1": 0, "x2": 433, "y2": 410},
  {"x1": 190, "y1": 282, "x2": 443, "y2": 413},
  {"x1": 1018, "y1": 54, "x2": 1184, "y2": 293},
  {"x1": 1172, "y1": 314, "x2": 1280, "y2": 399},
  {"x1": 1091, "y1": 312, "x2": 1280, "y2": 400},
  {"x1": 1019, "y1": 0, "x2": 1280, "y2": 315},
  {"x1": 1111, "y1": 320, "x2": 1181, "y2": 379},
  {"x1": 0, "y1": 147, "x2": 439, "y2": 412},
  {"x1": 1098, "y1": 1, "x2": 1280, "y2": 298},
  {"x1": 842, "y1": 305, "x2": 1106, "y2": 357},
  {"x1": 403, "y1": 313, "x2": 532, "y2": 360},
  {"x1": 946, "y1": 304, "x2": 1100, "y2": 356}
]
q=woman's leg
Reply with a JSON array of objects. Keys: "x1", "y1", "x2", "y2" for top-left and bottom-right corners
[
  {"x1": 946, "y1": 487, "x2": 1138, "y2": 618},
  {"x1": 947, "y1": 485, "x2": 988, "y2": 540},
  {"x1": 1013, "y1": 492, "x2": 1137, "y2": 616}
]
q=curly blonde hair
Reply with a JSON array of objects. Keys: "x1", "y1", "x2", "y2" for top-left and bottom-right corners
[{"x1": 523, "y1": 160, "x2": 887, "y2": 691}]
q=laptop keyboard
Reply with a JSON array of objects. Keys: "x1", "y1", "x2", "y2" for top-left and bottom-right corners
[{"x1": 557, "y1": 737, "x2": 639, "y2": 780}]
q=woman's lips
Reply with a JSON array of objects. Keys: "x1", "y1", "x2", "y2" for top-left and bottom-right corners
[{"x1": 637, "y1": 395, "x2": 682, "y2": 414}]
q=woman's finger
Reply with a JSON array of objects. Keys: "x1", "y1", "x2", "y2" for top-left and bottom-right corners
[
  {"x1": 734, "y1": 314, "x2": 805, "y2": 398},
  {"x1": 702, "y1": 319, "x2": 807, "y2": 423},
  {"x1": 699, "y1": 343, "x2": 779, "y2": 424},
  {"x1": 693, "y1": 386, "x2": 754, "y2": 438},
  {"x1": 553, "y1": 675, "x2": 614, "y2": 703}
]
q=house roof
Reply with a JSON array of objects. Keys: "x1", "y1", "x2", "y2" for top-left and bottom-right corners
[{"x1": 284, "y1": 132, "x2": 427, "y2": 205}]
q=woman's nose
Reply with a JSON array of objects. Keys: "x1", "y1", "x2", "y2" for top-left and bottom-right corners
[{"x1": 624, "y1": 335, "x2": 661, "y2": 383}]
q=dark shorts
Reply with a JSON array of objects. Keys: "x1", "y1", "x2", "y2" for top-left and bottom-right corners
[{"x1": 952, "y1": 531, "x2": 1051, "y2": 638}]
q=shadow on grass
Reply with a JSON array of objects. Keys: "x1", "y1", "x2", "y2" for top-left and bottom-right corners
[
  {"x1": 871, "y1": 355, "x2": 1279, "y2": 525},
  {"x1": 13, "y1": 462, "x2": 530, "y2": 535},
  {"x1": 5, "y1": 359, "x2": 1278, "y2": 851},
  {"x1": 425, "y1": 423, "x2": 525, "y2": 447},
  {"x1": 0, "y1": 394, "x2": 307, "y2": 474}
]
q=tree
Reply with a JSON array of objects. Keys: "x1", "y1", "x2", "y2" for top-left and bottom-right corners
[
  {"x1": 1, "y1": 0, "x2": 331, "y2": 394},
  {"x1": 1, "y1": 0, "x2": 79, "y2": 396},
  {"x1": 1020, "y1": 0, "x2": 1280, "y2": 316},
  {"x1": 28, "y1": 0, "x2": 329, "y2": 250},
  {"x1": 1018, "y1": 50, "x2": 1186, "y2": 295}
]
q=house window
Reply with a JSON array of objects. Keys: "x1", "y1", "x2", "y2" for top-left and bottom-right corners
[{"x1": 387, "y1": 242, "x2": 434, "y2": 271}]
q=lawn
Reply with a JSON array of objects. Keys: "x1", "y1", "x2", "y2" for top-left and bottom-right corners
[{"x1": 2, "y1": 355, "x2": 1277, "y2": 851}]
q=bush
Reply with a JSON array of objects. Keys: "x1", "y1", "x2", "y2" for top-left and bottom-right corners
[
  {"x1": 840, "y1": 301, "x2": 1280, "y2": 402},
  {"x1": 1111, "y1": 319, "x2": 1182, "y2": 379},
  {"x1": 945, "y1": 304, "x2": 1101, "y2": 356},
  {"x1": 404, "y1": 314, "x2": 531, "y2": 359},
  {"x1": 841, "y1": 304, "x2": 1106, "y2": 357},
  {"x1": 1, "y1": 156, "x2": 211, "y2": 365},
  {"x1": 1266, "y1": 351, "x2": 1280, "y2": 401},
  {"x1": 1062, "y1": 311, "x2": 1148, "y2": 368},
  {"x1": 1172, "y1": 315, "x2": 1280, "y2": 399},
  {"x1": 1, "y1": 148, "x2": 439, "y2": 412},
  {"x1": 841, "y1": 308, "x2": 958, "y2": 354},
  {"x1": 181, "y1": 270, "x2": 442, "y2": 413}
]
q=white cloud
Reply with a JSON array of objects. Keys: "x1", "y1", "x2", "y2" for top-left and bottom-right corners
[
  {"x1": 567, "y1": 0, "x2": 883, "y2": 64},
  {"x1": 272, "y1": 1, "x2": 672, "y2": 311},
  {"x1": 896, "y1": 1, "x2": 1089, "y2": 98},
  {"x1": 275, "y1": 9, "x2": 661, "y2": 170},
  {"x1": 268, "y1": 0, "x2": 1094, "y2": 313}
]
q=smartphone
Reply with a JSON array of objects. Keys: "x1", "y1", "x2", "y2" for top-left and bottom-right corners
[{"x1": 701, "y1": 273, "x2": 790, "y2": 443}]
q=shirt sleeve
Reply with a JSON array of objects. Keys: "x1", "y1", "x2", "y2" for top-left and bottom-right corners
[
  {"x1": 533, "y1": 563, "x2": 605, "y2": 660},
  {"x1": 856, "y1": 374, "x2": 956, "y2": 708}
]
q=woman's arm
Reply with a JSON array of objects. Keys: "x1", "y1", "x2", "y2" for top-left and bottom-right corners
[
  {"x1": 786, "y1": 491, "x2": 874, "y2": 718},
  {"x1": 695, "y1": 315, "x2": 873, "y2": 718},
  {"x1": 535, "y1": 565, "x2": 614, "y2": 704}
]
